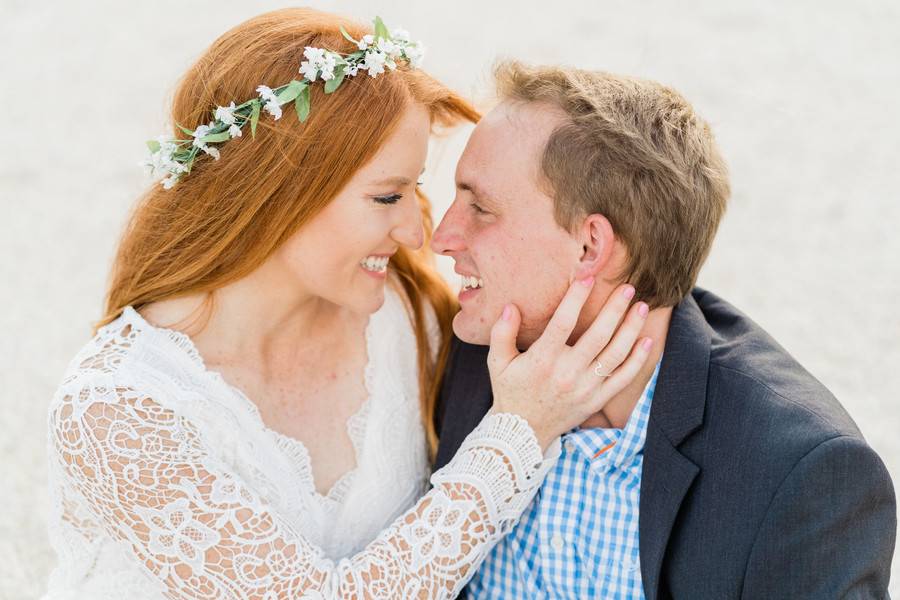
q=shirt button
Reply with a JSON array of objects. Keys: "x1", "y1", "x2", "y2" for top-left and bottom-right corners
[
  {"x1": 550, "y1": 533, "x2": 565, "y2": 552},
  {"x1": 563, "y1": 440, "x2": 576, "y2": 453}
]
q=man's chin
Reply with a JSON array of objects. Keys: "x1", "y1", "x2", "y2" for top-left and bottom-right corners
[{"x1": 451, "y1": 312, "x2": 492, "y2": 346}]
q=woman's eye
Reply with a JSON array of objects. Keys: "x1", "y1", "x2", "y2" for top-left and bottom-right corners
[{"x1": 373, "y1": 194, "x2": 402, "y2": 205}]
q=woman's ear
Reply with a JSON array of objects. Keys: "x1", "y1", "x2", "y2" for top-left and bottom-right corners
[{"x1": 573, "y1": 213, "x2": 615, "y2": 281}]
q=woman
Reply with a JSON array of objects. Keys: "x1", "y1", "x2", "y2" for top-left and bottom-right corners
[{"x1": 43, "y1": 8, "x2": 653, "y2": 599}]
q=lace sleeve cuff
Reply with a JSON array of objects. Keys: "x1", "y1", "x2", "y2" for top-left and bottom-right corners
[{"x1": 430, "y1": 412, "x2": 560, "y2": 533}]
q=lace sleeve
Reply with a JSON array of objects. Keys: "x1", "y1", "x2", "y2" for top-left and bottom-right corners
[{"x1": 49, "y1": 374, "x2": 556, "y2": 599}]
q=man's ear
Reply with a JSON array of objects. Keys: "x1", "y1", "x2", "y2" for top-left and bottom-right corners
[{"x1": 573, "y1": 213, "x2": 615, "y2": 281}]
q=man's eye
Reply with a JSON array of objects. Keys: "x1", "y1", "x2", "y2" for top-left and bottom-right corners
[
  {"x1": 374, "y1": 194, "x2": 402, "y2": 205},
  {"x1": 470, "y1": 201, "x2": 487, "y2": 214}
]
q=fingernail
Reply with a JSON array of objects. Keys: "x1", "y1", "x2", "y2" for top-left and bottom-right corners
[
  {"x1": 642, "y1": 338, "x2": 653, "y2": 351},
  {"x1": 638, "y1": 302, "x2": 649, "y2": 317},
  {"x1": 501, "y1": 305, "x2": 512, "y2": 321},
  {"x1": 579, "y1": 276, "x2": 595, "y2": 287},
  {"x1": 623, "y1": 285, "x2": 635, "y2": 299}
]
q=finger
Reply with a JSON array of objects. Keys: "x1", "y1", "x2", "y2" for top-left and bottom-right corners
[
  {"x1": 589, "y1": 300, "x2": 649, "y2": 374},
  {"x1": 487, "y1": 303, "x2": 522, "y2": 377},
  {"x1": 532, "y1": 276, "x2": 596, "y2": 351},
  {"x1": 589, "y1": 337, "x2": 654, "y2": 412},
  {"x1": 571, "y1": 283, "x2": 637, "y2": 366}
]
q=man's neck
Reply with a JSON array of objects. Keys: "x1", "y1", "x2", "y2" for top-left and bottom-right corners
[{"x1": 580, "y1": 306, "x2": 672, "y2": 430}]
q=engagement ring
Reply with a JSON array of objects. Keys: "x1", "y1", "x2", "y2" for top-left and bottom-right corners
[{"x1": 593, "y1": 362, "x2": 610, "y2": 378}]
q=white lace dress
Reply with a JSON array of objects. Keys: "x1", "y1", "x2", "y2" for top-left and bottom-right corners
[{"x1": 43, "y1": 284, "x2": 559, "y2": 599}]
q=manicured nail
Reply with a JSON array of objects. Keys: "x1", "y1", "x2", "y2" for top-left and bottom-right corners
[
  {"x1": 501, "y1": 305, "x2": 512, "y2": 321},
  {"x1": 623, "y1": 285, "x2": 635, "y2": 299},
  {"x1": 638, "y1": 302, "x2": 649, "y2": 317},
  {"x1": 579, "y1": 276, "x2": 595, "y2": 287},
  {"x1": 642, "y1": 338, "x2": 653, "y2": 351}
]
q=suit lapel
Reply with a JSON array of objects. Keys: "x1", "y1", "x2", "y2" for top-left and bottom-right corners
[
  {"x1": 434, "y1": 339, "x2": 493, "y2": 470},
  {"x1": 640, "y1": 291, "x2": 711, "y2": 600}
]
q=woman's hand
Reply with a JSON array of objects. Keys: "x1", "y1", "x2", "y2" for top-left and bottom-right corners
[{"x1": 488, "y1": 277, "x2": 654, "y2": 450}]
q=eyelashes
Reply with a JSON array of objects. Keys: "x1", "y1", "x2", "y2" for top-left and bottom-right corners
[
  {"x1": 372, "y1": 179, "x2": 424, "y2": 205},
  {"x1": 373, "y1": 193, "x2": 402, "y2": 204}
]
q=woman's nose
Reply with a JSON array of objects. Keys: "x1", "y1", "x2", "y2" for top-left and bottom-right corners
[{"x1": 392, "y1": 198, "x2": 425, "y2": 250}]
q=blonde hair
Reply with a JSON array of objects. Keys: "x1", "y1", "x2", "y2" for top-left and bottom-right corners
[
  {"x1": 99, "y1": 8, "x2": 479, "y2": 458},
  {"x1": 495, "y1": 61, "x2": 730, "y2": 308}
]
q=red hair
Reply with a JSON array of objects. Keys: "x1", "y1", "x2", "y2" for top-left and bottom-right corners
[{"x1": 99, "y1": 8, "x2": 479, "y2": 458}]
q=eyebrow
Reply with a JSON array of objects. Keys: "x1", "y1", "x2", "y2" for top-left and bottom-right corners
[
  {"x1": 372, "y1": 176, "x2": 413, "y2": 187},
  {"x1": 371, "y1": 168, "x2": 426, "y2": 188},
  {"x1": 457, "y1": 180, "x2": 499, "y2": 207}
]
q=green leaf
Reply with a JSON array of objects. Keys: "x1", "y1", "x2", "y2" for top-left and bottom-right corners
[
  {"x1": 339, "y1": 25, "x2": 358, "y2": 44},
  {"x1": 176, "y1": 123, "x2": 194, "y2": 136},
  {"x1": 295, "y1": 86, "x2": 311, "y2": 122},
  {"x1": 146, "y1": 140, "x2": 161, "y2": 153},
  {"x1": 324, "y1": 65, "x2": 346, "y2": 94},
  {"x1": 200, "y1": 131, "x2": 230, "y2": 143},
  {"x1": 373, "y1": 16, "x2": 390, "y2": 41},
  {"x1": 277, "y1": 80, "x2": 306, "y2": 104},
  {"x1": 250, "y1": 101, "x2": 260, "y2": 138}
]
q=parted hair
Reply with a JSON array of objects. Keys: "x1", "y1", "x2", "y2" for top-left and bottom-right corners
[{"x1": 495, "y1": 61, "x2": 731, "y2": 308}]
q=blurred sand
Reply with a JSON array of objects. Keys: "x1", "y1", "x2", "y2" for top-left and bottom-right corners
[{"x1": 1, "y1": 0, "x2": 898, "y2": 597}]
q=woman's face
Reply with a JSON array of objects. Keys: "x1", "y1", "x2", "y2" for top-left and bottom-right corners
[{"x1": 272, "y1": 103, "x2": 430, "y2": 315}]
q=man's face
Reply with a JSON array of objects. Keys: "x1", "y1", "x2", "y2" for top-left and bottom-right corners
[{"x1": 432, "y1": 101, "x2": 584, "y2": 347}]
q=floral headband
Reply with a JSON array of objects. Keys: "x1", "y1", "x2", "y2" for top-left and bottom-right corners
[{"x1": 142, "y1": 17, "x2": 425, "y2": 189}]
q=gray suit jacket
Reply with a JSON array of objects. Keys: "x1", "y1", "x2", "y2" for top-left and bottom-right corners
[{"x1": 434, "y1": 288, "x2": 896, "y2": 599}]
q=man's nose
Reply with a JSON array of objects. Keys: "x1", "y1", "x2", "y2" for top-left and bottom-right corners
[
  {"x1": 392, "y1": 196, "x2": 425, "y2": 250},
  {"x1": 432, "y1": 201, "x2": 466, "y2": 255}
]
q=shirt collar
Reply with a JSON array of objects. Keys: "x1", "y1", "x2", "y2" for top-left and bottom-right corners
[{"x1": 565, "y1": 357, "x2": 662, "y2": 471}]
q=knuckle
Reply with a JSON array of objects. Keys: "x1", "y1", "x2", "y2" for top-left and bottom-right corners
[
  {"x1": 606, "y1": 348, "x2": 627, "y2": 367},
  {"x1": 553, "y1": 369, "x2": 578, "y2": 393}
]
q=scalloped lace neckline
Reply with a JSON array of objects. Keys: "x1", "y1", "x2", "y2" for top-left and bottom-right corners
[{"x1": 119, "y1": 304, "x2": 378, "y2": 503}]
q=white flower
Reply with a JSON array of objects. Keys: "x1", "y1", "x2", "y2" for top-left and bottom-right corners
[
  {"x1": 403, "y1": 42, "x2": 425, "y2": 68},
  {"x1": 214, "y1": 101, "x2": 237, "y2": 126},
  {"x1": 356, "y1": 34, "x2": 374, "y2": 50},
  {"x1": 345, "y1": 64, "x2": 360, "y2": 77},
  {"x1": 256, "y1": 85, "x2": 283, "y2": 120},
  {"x1": 204, "y1": 146, "x2": 220, "y2": 160},
  {"x1": 228, "y1": 123, "x2": 242, "y2": 138},
  {"x1": 391, "y1": 28, "x2": 411, "y2": 42},
  {"x1": 263, "y1": 101, "x2": 282, "y2": 120},
  {"x1": 319, "y1": 52, "x2": 338, "y2": 81},
  {"x1": 303, "y1": 46, "x2": 326, "y2": 64},
  {"x1": 299, "y1": 60, "x2": 319, "y2": 82},
  {"x1": 377, "y1": 38, "x2": 402, "y2": 59},
  {"x1": 191, "y1": 124, "x2": 212, "y2": 149},
  {"x1": 162, "y1": 174, "x2": 179, "y2": 189},
  {"x1": 256, "y1": 85, "x2": 278, "y2": 104},
  {"x1": 363, "y1": 50, "x2": 387, "y2": 77}
]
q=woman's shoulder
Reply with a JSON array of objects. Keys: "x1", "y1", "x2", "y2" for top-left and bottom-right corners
[{"x1": 50, "y1": 306, "x2": 198, "y2": 412}]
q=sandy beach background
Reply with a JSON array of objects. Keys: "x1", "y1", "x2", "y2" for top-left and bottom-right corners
[{"x1": 1, "y1": 0, "x2": 898, "y2": 597}]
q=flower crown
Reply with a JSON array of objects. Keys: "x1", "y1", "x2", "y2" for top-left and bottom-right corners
[{"x1": 142, "y1": 17, "x2": 424, "y2": 189}]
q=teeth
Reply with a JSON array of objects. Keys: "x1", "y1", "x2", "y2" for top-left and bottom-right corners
[
  {"x1": 360, "y1": 255, "x2": 390, "y2": 273},
  {"x1": 461, "y1": 275, "x2": 483, "y2": 291}
]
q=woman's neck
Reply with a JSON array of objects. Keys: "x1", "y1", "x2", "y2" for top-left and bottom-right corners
[{"x1": 142, "y1": 261, "x2": 356, "y2": 371}]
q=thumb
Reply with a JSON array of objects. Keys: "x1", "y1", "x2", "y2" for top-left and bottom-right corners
[{"x1": 487, "y1": 303, "x2": 521, "y2": 376}]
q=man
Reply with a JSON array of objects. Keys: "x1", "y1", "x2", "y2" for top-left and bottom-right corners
[{"x1": 431, "y1": 62, "x2": 896, "y2": 599}]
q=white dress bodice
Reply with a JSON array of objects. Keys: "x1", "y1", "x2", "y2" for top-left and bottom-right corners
[{"x1": 42, "y1": 283, "x2": 559, "y2": 599}]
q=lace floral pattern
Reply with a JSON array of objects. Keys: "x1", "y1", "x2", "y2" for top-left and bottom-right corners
[{"x1": 43, "y1": 285, "x2": 558, "y2": 599}]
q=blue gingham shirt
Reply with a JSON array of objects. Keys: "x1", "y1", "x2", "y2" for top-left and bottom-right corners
[{"x1": 468, "y1": 359, "x2": 661, "y2": 600}]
